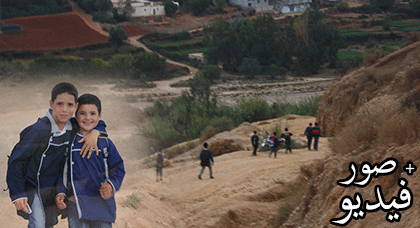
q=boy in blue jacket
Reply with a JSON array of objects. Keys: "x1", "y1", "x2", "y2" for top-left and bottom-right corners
[
  {"x1": 56, "y1": 93, "x2": 125, "y2": 228},
  {"x1": 6, "y1": 82, "x2": 107, "y2": 228}
]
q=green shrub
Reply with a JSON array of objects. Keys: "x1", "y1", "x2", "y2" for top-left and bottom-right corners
[
  {"x1": 0, "y1": 59, "x2": 6, "y2": 74},
  {"x1": 337, "y1": 2, "x2": 350, "y2": 12},
  {"x1": 200, "y1": 117, "x2": 234, "y2": 140},
  {"x1": 9, "y1": 60, "x2": 26, "y2": 73},
  {"x1": 201, "y1": 65, "x2": 221, "y2": 83},
  {"x1": 235, "y1": 96, "x2": 272, "y2": 123},
  {"x1": 108, "y1": 54, "x2": 135, "y2": 72},
  {"x1": 142, "y1": 116, "x2": 183, "y2": 148},
  {"x1": 93, "y1": 11, "x2": 116, "y2": 24},
  {"x1": 272, "y1": 96, "x2": 321, "y2": 117},
  {"x1": 91, "y1": 58, "x2": 109, "y2": 70}
]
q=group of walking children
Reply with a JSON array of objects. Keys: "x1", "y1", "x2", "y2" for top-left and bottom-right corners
[
  {"x1": 7, "y1": 82, "x2": 125, "y2": 228},
  {"x1": 304, "y1": 122, "x2": 321, "y2": 151},
  {"x1": 252, "y1": 129, "x2": 293, "y2": 157}
]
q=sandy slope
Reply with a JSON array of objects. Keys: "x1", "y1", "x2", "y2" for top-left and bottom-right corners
[{"x1": 0, "y1": 75, "x2": 330, "y2": 227}]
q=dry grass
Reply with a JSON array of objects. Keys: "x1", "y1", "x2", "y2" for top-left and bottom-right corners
[
  {"x1": 363, "y1": 48, "x2": 388, "y2": 66},
  {"x1": 209, "y1": 139, "x2": 242, "y2": 156},
  {"x1": 331, "y1": 108, "x2": 420, "y2": 155},
  {"x1": 122, "y1": 192, "x2": 143, "y2": 210},
  {"x1": 404, "y1": 64, "x2": 420, "y2": 90},
  {"x1": 164, "y1": 140, "x2": 200, "y2": 159}
]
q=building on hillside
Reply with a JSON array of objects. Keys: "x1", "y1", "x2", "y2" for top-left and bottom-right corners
[
  {"x1": 395, "y1": 0, "x2": 410, "y2": 8},
  {"x1": 228, "y1": 0, "x2": 274, "y2": 14},
  {"x1": 311, "y1": 0, "x2": 339, "y2": 6},
  {"x1": 272, "y1": 0, "x2": 312, "y2": 14},
  {"x1": 112, "y1": 0, "x2": 167, "y2": 17},
  {"x1": 1, "y1": 23, "x2": 23, "y2": 35}
]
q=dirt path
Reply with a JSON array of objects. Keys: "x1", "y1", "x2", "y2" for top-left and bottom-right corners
[{"x1": 112, "y1": 115, "x2": 331, "y2": 228}]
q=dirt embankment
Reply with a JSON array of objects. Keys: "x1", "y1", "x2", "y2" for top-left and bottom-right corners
[{"x1": 288, "y1": 41, "x2": 420, "y2": 227}]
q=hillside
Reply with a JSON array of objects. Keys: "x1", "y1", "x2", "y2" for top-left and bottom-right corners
[{"x1": 287, "y1": 41, "x2": 420, "y2": 227}]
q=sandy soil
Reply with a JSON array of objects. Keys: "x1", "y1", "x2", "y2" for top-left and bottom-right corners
[{"x1": 0, "y1": 73, "x2": 331, "y2": 227}]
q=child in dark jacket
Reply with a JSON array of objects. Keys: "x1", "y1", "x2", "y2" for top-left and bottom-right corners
[
  {"x1": 198, "y1": 142, "x2": 214, "y2": 179},
  {"x1": 56, "y1": 94, "x2": 125, "y2": 228},
  {"x1": 281, "y1": 128, "x2": 293, "y2": 154}
]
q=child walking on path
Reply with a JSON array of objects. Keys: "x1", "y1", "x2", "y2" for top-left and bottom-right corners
[
  {"x1": 155, "y1": 148, "x2": 165, "y2": 182},
  {"x1": 304, "y1": 123, "x2": 313, "y2": 150},
  {"x1": 56, "y1": 94, "x2": 125, "y2": 228},
  {"x1": 251, "y1": 131, "x2": 259, "y2": 156},
  {"x1": 198, "y1": 142, "x2": 214, "y2": 179},
  {"x1": 312, "y1": 122, "x2": 321, "y2": 151},
  {"x1": 268, "y1": 132, "x2": 280, "y2": 158},
  {"x1": 282, "y1": 128, "x2": 293, "y2": 154}
]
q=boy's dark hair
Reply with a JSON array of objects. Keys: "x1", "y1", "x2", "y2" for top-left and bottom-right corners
[
  {"x1": 273, "y1": 132, "x2": 277, "y2": 136},
  {"x1": 77, "y1": 93, "x2": 102, "y2": 114},
  {"x1": 285, "y1": 128, "x2": 288, "y2": 131},
  {"x1": 309, "y1": 123, "x2": 312, "y2": 126},
  {"x1": 253, "y1": 131, "x2": 257, "y2": 134},
  {"x1": 203, "y1": 142, "x2": 208, "y2": 148},
  {"x1": 315, "y1": 122, "x2": 318, "y2": 126},
  {"x1": 51, "y1": 82, "x2": 78, "y2": 103}
]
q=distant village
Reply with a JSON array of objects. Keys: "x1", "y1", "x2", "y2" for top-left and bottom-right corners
[{"x1": 111, "y1": 0, "x2": 342, "y2": 17}]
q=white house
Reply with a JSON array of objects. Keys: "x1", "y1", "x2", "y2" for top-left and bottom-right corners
[
  {"x1": 229, "y1": 0, "x2": 274, "y2": 13},
  {"x1": 112, "y1": 0, "x2": 166, "y2": 17},
  {"x1": 272, "y1": 0, "x2": 312, "y2": 14}
]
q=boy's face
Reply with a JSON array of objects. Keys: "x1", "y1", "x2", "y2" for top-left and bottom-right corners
[
  {"x1": 50, "y1": 92, "x2": 77, "y2": 128},
  {"x1": 76, "y1": 104, "x2": 101, "y2": 135}
]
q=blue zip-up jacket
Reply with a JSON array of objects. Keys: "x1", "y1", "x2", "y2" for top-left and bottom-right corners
[
  {"x1": 6, "y1": 109, "x2": 107, "y2": 226},
  {"x1": 57, "y1": 134, "x2": 125, "y2": 223}
]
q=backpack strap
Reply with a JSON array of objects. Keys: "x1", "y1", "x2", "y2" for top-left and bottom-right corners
[
  {"x1": 103, "y1": 138, "x2": 110, "y2": 180},
  {"x1": 62, "y1": 119, "x2": 79, "y2": 190},
  {"x1": 37, "y1": 116, "x2": 52, "y2": 156}
]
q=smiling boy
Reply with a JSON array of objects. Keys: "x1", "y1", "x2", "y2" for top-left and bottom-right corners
[
  {"x1": 7, "y1": 83, "x2": 107, "y2": 228},
  {"x1": 56, "y1": 94, "x2": 125, "y2": 228}
]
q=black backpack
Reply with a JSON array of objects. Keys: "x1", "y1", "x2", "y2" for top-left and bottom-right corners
[
  {"x1": 251, "y1": 135, "x2": 259, "y2": 146},
  {"x1": 201, "y1": 150, "x2": 210, "y2": 163}
]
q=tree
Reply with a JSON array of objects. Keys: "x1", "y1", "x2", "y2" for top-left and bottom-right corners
[
  {"x1": 188, "y1": 71, "x2": 212, "y2": 103},
  {"x1": 237, "y1": 57, "x2": 262, "y2": 78},
  {"x1": 337, "y1": 2, "x2": 350, "y2": 12},
  {"x1": 94, "y1": 0, "x2": 113, "y2": 14},
  {"x1": 214, "y1": 0, "x2": 227, "y2": 13},
  {"x1": 267, "y1": 64, "x2": 280, "y2": 79},
  {"x1": 81, "y1": 0, "x2": 96, "y2": 13},
  {"x1": 370, "y1": 0, "x2": 395, "y2": 10},
  {"x1": 108, "y1": 26, "x2": 128, "y2": 50},
  {"x1": 164, "y1": 0, "x2": 179, "y2": 17},
  {"x1": 292, "y1": 8, "x2": 341, "y2": 75},
  {"x1": 206, "y1": 15, "x2": 295, "y2": 73},
  {"x1": 187, "y1": 0, "x2": 211, "y2": 16},
  {"x1": 133, "y1": 52, "x2": 167, "y2": 80},
  {"x1": 411, "y1": 0, "x2": 420, "y2": 17},
  {"x1": 201, "y1": 65, "x2": 221, "y2": 83}
]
